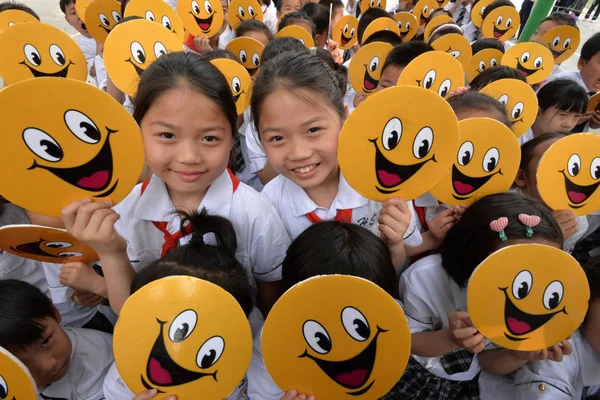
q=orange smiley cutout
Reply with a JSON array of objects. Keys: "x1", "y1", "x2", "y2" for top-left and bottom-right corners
[
  {"x1": 466, "y1": 48, "x2": 504, "y2": 82},
  {"x1": 501, "y1": 42, "x2": 554, "y2": 85},
  {"x1": 0, "y1": 9, "x2": 39, "y2": 33},
  {"x1": 362, "y1": 17, "x2": 400, "y2": 45},
  {"x1": 177, "y1": 0, "x2": 224, "y2": 37},
  {"x1": 431, "y1": 33, "x2": 473, "y2": 70},
  {"x1": 276, "y1": 25, "x2": 315, "y2": 48},
  {"x1": 360, "y1": 0, "x2": 387, "y2": 15},
  {"x1": 228, "y1": 0, "x2": 264, "y2": 30},
  {"x1": 225, "y1": 37, "x2": 264, "y2": 77},
  {"x1": 470, "y1": 0, "x2": 494, "y2": 28},
  {"x1": 125, "y1": 0, "x2": 186, "y2": 42},
  {"x1": 539, "y1": 25, "x2": 580, "y2": 65},
  {"x1": 587, "y1": 92, "x2": 600, "y2": 114},
  {"x1": 211, "y1": 58, "x2": 253, "y2": 114},
  {"x1": 348, "y1": 42, "x2": 393, "y2": 96},
  {"x1": 333, "y1": 15, "x2": 359, "y2": 50},
  {"x1": 397, "y1": 51, "x2": 464, "y2": 98},
  {"x1": 85, "y1": 0, "x2": 122, "y2": 44},
  {"x1": 412, "y1": 0, "x2": 437, "y2": 25},
  {"x1": 423, "y1": 15, "x2": 454, "y2": 42},
  {"x1": 0, "y1": 347, "x2": 38, "y2": 400},
  {"x1": 393, "y1": 12, "x2": 417, "y2": 42},
  {"x1": 481, "y1": 5, "x2": 520, "y2": 41}
]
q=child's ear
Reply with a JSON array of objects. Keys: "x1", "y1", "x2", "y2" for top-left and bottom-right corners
[
  {"x1": 514, "y1": 168, "x2": 527, "y2": 189},
  {"x1": 344, "y1": 104, "x2": 349, "y2": 117},
  {"x1": 578, "y1": 57, "x2": 587, "y2": 71},
  {"x1": 51, "y1": 305, "x2": 62, "y2": 324}
]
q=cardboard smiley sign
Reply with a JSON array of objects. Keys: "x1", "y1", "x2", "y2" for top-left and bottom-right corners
[
  {"x1": 333, "y1": 15, "x2": 359, "y2": 50},
  {"x1": 85, "y1": 0, "x2": 122, "y2": 44},
  {"x1": 430, "y1": 118, "x2": 520, "y2": 206},
  {"x1": 412, "y1": 0, "x2": 437, "y2": 25},
  {"x1": 0, "y1": 225, "x2": 99, "y2": 264},
  {"x1": 539, "y1": 25, "x2": 580, "y2": 65},
  {"x1": 0, "y1": 347, "x2": 37, "y2": 400},
  {"x1": 104, "y1": 19, "x2": 184, "y2": 97},
  {"x1": 178, "y1": 0, "x2": 224, "y2": 37},
  {"x1": 338, "y1": 86, "x2": 460, "y2": 202},
  {"x1": 468, "y1": 244, "x2": 589, "y2": 351},
  {"x1": 362, "y1": 17, "x2": 400, "y2": 45},
  {"x1": 276, "y1": 25, "x2": 315, "y2": 47},
  {"x1": 114, "y1": 276, "x2": 252, "y2": 399},
  {"x1": 125, "y1": 0, "x2": 185, "y2": 42},
  {"x1": 0, "y1": 78, "x2": 145, "y2": 218},
  {"x1": 470, "y1": 0, "x2": 494, "y2": 28},
  {"x1": 587, "y1": 92, "x2": 600, "y2": 113},
  {"x1": 481, "y1": 5, "x2": 520, "y2": 41},
  {"x1": 75, "y1": 0, "x2": 92, "y2": 22},
  {"x1": 480, "y1": 78, "x2": 538, "y2": 138},
  {"x1": 0, "y1": 9, "x2": 39, "y2": 33},
  {"x1": 262, "y1": 275, "x2": 411, "y2": 399},
  {"x1": 502, "y1": 42, "x2": 554, "y2": 85},
  {"x1": 466, "y1": 48, "x2": 503, "y2": 82},
  {"x1": 431, "y1": 33, "x2": 473, "y2": 70},
  {"x1": 537, "y1": 133, "x2": 600, "y2": 216},
  {"x1": 423, "y1": 14, "x2": 453, "y2": 42},
  {"x1": 0, "y1": 22, "x2": 87, "y2": 85},
  {"x1": 397, "y1": 51, "x2": 464, "y2": 98},
  {"x1": 211, "y1": 58, "x2": 252, "y2": 114},
  {"x1": 349, "y1": 42, "x2": 393, "y2": 96},
  {"x1": 393, "y1": 12, "x2": 417, "y2": 42},
  {"x1": 228, "y1": 0, "x2": 264, "y2": 30},
  {"x1": 360, "y1": 0, "x2": 387, "y2": 15},
  {"x1": 225, "y1": 37, "x2": 264, "y2": 77}
]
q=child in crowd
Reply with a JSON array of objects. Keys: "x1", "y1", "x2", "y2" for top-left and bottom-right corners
[
  {"x1": 530, "y1": 11, "x2": 578, "y2": 44},
  {"x1": 236, "y1": 19, "x2": 274, "y2": 47},
  {"x1": 60, "y1": 0, "x2": 98, "y2": 77},
  {"x1": 301, "y1": 2, "x2": 329, "y2": 48},
  {"x1": 320, "y1": 0, "x2": 344, "y2": 35},
  {"x1": 377, "y1": 41, "x2": 433, "y2": 90},
  {"x1": 278, "y1": 11, "x2": 316, "y2": 37},
  {"x1": 277, "y1": 0, "x2": 302, "y2": 19},
  {"x1": 0, "y1": 1, "x2": 39, "y2": 19},
  {"x1": 469, "y1": 65, "x2": 526, "y2": 90}
]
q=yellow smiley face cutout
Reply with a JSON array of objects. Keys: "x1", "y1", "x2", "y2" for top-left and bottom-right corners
[
  {"x1": 360, "y1": 0, "x2": 387, "y2": 15},
  {"x1": 339, "y1": 86, "x2": 459, "y2": 201},
  {"x1": 423, "y1": 15, "x2": 453, "y2": 42},
  {"x1": 177, "y1": 0, "x2": 224, "y2": 37},
  {"x1": 537, "y1": 133, "x2": 600, "y2": 216},
  {"x1": 211, "y1": 58, "x2": 252, "y2": 114},
  {"x1": 501, "y1": 42, "x2": 554, "y2": 85},
  {"x1": 431, "y1": 33, "x2": 473, "y2": 70},
  {"x1": 480, "y1": 78, "x2": 538, "y2": 138},
  {"x1": 397, "y1": 51, "x2": 464, "y2": 98},
  {"x1": 85, "y1": 0, "x2": 122, "y2": 44},
  {"x1": 412, "y1": 0, "x2": 437, "y2": 25},
  {"x1": 349, "y1": 42, "x2": 393, "y2": 96},
  {"x1": 125, "y1": 0, "x2": 185, "y2": 42},
  {"x1": 468, "y1": 244, "x2": 589, "y2": 351},
  {"x1": 104, "y1": 19, "x2": 184, "y2": 97},
  {"x1": 228, "y1": 0, "x2": 264, "y2": 30},
  {"x1": 393, "y1": 12, "x2": 417, "y2": 42},
  {"x1": 470, "y1": 0, "x2": 494, "y2": 28},
  {"x1": 0, "y1": 78, "x2": 145, "y2": 218},
  {"x1": 225, "y1": 37, "x2": 264, "y2": 77},
  {"x1": 276, "y1": 25, "x2": 315, "y2": 48},
  {"x1": 262, "y1": 275, "x2": 411, "y2": 399},
  {"x1": 0, "y1": 9, "x2": 38, "y2": 33},
  {"x1": 430, "y1": 118, "x2": 520, "y2": 206},
  {"x1": 0, "y1": 347, "x2": 37, "y2": 400},
  {"x1": 114, "y1": 276, "x2": 252, "y2": 398},
  {"x1": 587, "y1": 92, "x2": 600, "y2": 113},
  {"x1": 76, "y1": 0, "x2": 91, "y2": 21},
  {"x1": 0, "y1": 225, "x2": 99, "y2": 264},
  {"x1": 0, "y1": 22, "x2": 87, "y2": 85},
  {"x1": 466, "y1": 48, "x2": 504, "y2": 82},
  {"x1": 481, "y1": 6, "x2": 520, "y2": 41},
  {"x1": 362, "y1": 17, "x2": 400, "y2": 45},
  {"x1": 333, "y1": 15, "x2": 359, "y2": 50},
  {"x1": 539, "y1": 25, "x2": 580, "y2": 65}
]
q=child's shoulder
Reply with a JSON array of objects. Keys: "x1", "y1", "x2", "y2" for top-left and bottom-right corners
[
  {"x1": 261, "y1": 174, "x2": 291, "y2": 201},
  {"x1": 402, "y1": 254, "x2": 444, "y2": 277}
]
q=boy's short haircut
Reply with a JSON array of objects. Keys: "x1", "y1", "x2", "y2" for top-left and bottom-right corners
[
  {"x1": 59, "y1": 0, "x2": 75, "y2": 14},
  {"x1": 0, "y1": 280, "x2": 55, "y2": 349},
  {"x1": 537, "y1": 78, "x2": 588, "y2": 113},
  {"x1": 581, "y1": 32, "x2": 600, "y2": 62},
  {"x1": 0, "y1": 1, "x2": 40, "y2": 20},
  {"x1": 481, "y1": 0, "x2": 514, "y2": 22},
  {"x1": 362, "y1": 29, "x2": 402, "y2": 46},
  {"x1": 471, "y1": 38, "x2": 505, "y2": 54},
  {"x1": 382, "y1": 41, "x2": 433, "y2": 71},
  {"x1": 301, "y1": 2, "x2": 329, "y2": 35},
  {"x1": 541, "y1": 11, "x2": 578, "y2": 30}
]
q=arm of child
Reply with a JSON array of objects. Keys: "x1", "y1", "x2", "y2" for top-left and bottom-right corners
[
  {"x1": 553, "y1": 210, "x2": 578, "y2": 240},
  {"x1": 73, "y1": 290, "x2": 105, "y2": 307},
  {"x1": 379, "y1": 197, "x2": 412, "y2": 271},
  {"x1": 405, "y1": 206, "x2": 464, "y2": 257},
  {"x1": 133, "y1": 389, "x2": 176, "y2": 400},
  {"x1": 479, "y1": 341, "x2": 572, "y2": 376},
  {"x1": 59, "y1": 261, "x2": 108, "y2": 298},
  {"x1": 106, "y1": 76, "x2": 125, "y2": 104},
  {"x1": 282, "y1": 390, "x2": 316, "y2": 400}
]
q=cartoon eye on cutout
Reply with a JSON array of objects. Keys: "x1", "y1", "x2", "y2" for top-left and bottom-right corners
[
  {"x1": 23, "y1": 128, "x2": 64, "y2": 162},
  {"x1": 65, "y1": 110, "x2": 101, "y2": 144},
  {"x1": 192, "y1": 0, "x2": 201, "y2": 14},
  {"x1": 154, "y1": 42, "x2": 167, "y2": 58},
  {"x1": 423, "y1": 5, "x2": 429, "y2": 14},
  {"x1": 162, "y1": 15, "x2": 172, "y2": 30},
  {"x1": 248, "y1": 5, "x2": 255, "y2": 17},
  {"x1": 449, "y1": 50, "x2": 461, "y2": 58},
  {"x1": 590, "y1": 157, "x2": 600, "y2": 180},
  {"x1": 438, "y1": 78, "x2": 451, "y2": 97},
  {"x1": 49, "y1": 44, "x2": 66, "y2": 66},
  {"x1": 369, "y1": 56, "x2": 380, "y2": 72},
  {"x1": 0, "y1": 375, "x2": 6, "y2": 399},
  {"x1": 563, "y1": 37, "x2": 571, "y2": 49},
  {"x1": 533, "y1": 56, "x2": 543, "y2": 68},
  {"x1": 543, "y1": 281, "x2": 564, "y2": 310},
  {"x1": 238, "y1": 6, "x2": 245, "y2": 17},
  {"x1": 423, "y1": 69, "x2": 436, "y2": 89},
  {"x1": 512, "y1": 270, "x2": 533, "y2": 299},
  {"x1": 204, "y1": 0, "x2": 213, "y2": 14},
  {"x1": 511, "y1": 102, "x2": 524, "y2": 119},
  {"x1": 520, "y1": 51, "x2": 530, "y2": 63},
  {"x1": 397, "y1": 21, "x2": 403, "y2": 28},
  {"x1": 112, "y1": 10, "x2": 121, "y2": 22},
  {"x1": 196, "y1": 336, "x2": 225, "y2": 368},
  {"x1": 252, "y1": 53, "x2": 260, "y2": 66},
  {"x1": 478, "y1": 60, "x2": 486, "y2": 71},
  {"x1": 239, "y1": 49, "x2": 247, "y2": 63},
  {"x1": 498, "y1": 94, "x2": 508, "y2": 106},
  {"x1": 382, "y1": 117, "x2": 402, "y2": 150},
  {"x1": 482, "y1": 147, "x2": 499, "y2": 172},
  {"x1": 490, "y1": 57, "x2": 498, "y2": 66},
  {"x1": 413, "y1": 127, "x2": 433, "y2": 159},
  {"x1": 130, "y1": 41, "x2": 146, "y2": 64},
  {"x1": 44, "y1": 241, "x2": 72, "y2": 248},
  {"x1": 145, "y1": 10, "x2": 156, "y2": 21},
  {"x1": 377, "y1": 0, "x2": 382, "y2": 7},
  {"x1": 99, "y1": 13, "x2": 110, "y2": 27},
  {"x1": 232, "y1": 76, "x2": 241, "y2": 93},
  {"x1": 342, "y1": 306, "x2": 371, "y2": 342},
  {"x1": 303, "y1": 320, "x2": 332, "y2": 354},
  {"x1": 458, "y1": 141, "x2": 474, "y2": 166},
  {"x1": 495, "y1": 15, "x2": 503, "y2": 25},
  {"x1": 343, "y1": 23, "x2": 349, "y2": 33},
  {"x1": 351, "y1": 27, "x2": 356, "y2": 36},
  {"x1": 58, "y1": 251, "x2": 84, "y2": 257},
  {"x1": 369, "y1": 0, "x2": 375, "y2": 6},
  {"x1": 168, "y1": 309, "x2": 198, "y2": 342},
  {"x1": 24, "y1": 43, "x2": 41, "y2": 66},
  {"x1": 567, "y1": 153, "x2": 581, "y2": 177},
  {"x1": 552, "y1": 35, "x2": 560, "y2": 47},
  {"x1": 505, "y1": 17, "x2": 512, "y2": 28}
]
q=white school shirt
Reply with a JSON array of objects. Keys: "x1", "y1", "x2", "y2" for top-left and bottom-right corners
[
  {"x1": 78, "y1": 36, "x2": 97, "y2": 75},
  {"x1": 462, "y1": 21, "x2": 479, "y2": 43},
  {"x1": 545, "y1": 70, "x2": 588, "y2": 91},
  {"x1": 244, "y1": 113, "x2": 269, "y2": 177},
  {"x1": 517, "y1": 128, "x2": 534, "y2": 146},
  {"x1": 445, "y1": 2, "x2": 472, "y2": 26},
  {"x1": 219, "y1": 26, "x2": 236, "y2": 49},
  {"x1": 95, "y1": 55, "x2": 107, "y2": 90},
  {"x1": 112, "y1": 170, "x2": 290, "y2": 283},
  {"x1": 399, "y1": 254, "x2": 482, "y2": 381},
  {"x1": 39, "y1": 328, "x2": 113, "y2": 400},
  {"x1": 263, "y1": 2, "x2": 278, "y2": 34}
]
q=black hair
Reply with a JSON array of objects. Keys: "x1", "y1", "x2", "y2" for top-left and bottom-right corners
[
  {"x1": 59, "y1": 0, "x2": 74, "y2": 14},
  {"x1": 440, "y1": 193, "x2": 563, "y2": 288},
  {"x1": 358, "y1": 8, "x2": 392, "y2": 44},
  {"x1": 428, "y1": 24, "x2": 462, "y2": 44},
  {"x1": 382, "y1": 41, "x2": 433, "y2": 70},
  {"x1": 236, "y1": 19, "x2": 275, "y2": 41},
  {"x1": 428, "y1": 7, "x2": 452, "y2": 20},
  {"x1": 202, "y1": 49, "x2": 238, "y2": 61},
  {"x1": 541, "y1": 11, "x2": 578, "y2": 29},
  {"x1": 132, "y1": 210, "x2": 254, "y2": 317},
  {"x1": 279, "y1": 11, "x2": 316, "y2": 36},
  {"x1": 319, "y1": 0, "x2": 344, "y2": 15},
  {"x1": 363, "y1": 29, "x2": 402, "y2": 46},
  {"x1": 252, "y1": 52, "x2": 345, "y2": 132},
  {"x1": 583, "y1": 256, "x2": 600, "y2": 300},
  {"x1": 113, "y1": 14, "x2": 142, "y2": 27},
  {"x1": 311, "y1": 47, "x2": 348, "y2": 96},
  {"x1": 481, "y1": 0, "x2": 514, "y2": 22},
  {"x1": 282, "y1": 221, "x2": 397, "y2": 296},
  {"x1": 301, "y1": 2, "x2": 329, "y2": 36},
  {"x1": 133, "y1": 52, "x2": 237, "y2": 138},
  {"x1": 261, "y1": 36, "x2": 310, "y2": 63},
  {"x1": 581, "y1": 32, "x2": 600, "y2": 62},
  {"x1": 469, "y1": 65, "x2": 526, "y2": 90},
  {"x1": 471, "y1": 38, "x2": 505, "y2": 54},
  {"x1": 0, "y1": 280, "x2": 55, "y2": 349},
  {"x1": 447, "y1": 90, "x2": 511, "y2": 126},
  {"x1": 519, "y1": 132, "x2": 566, "y2": 173},
  {"x1": 0, "y1": 1, "x2": 39, "y2": 19},
  {"x1": 537, "y1": 79, "x2": 588, "y2": 113}
]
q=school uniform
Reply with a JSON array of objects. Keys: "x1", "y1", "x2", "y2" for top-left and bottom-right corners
[
  {"x1": 218, "y1": 26, "x2": 236, "y2": 50},
  {"x1": 263, "y1": 2, "x2": 278, "y2": 34},
  {"x1": 462, "y1": 21, "x2": 479, "y2": 43},
  {"x1": 243, "y1": 115, "x2": 269, "y2": 188},
  {"x1": 94, "y1": 55, "x2": 107, "y2": 90},
  {"x1": 445, "y1": 2, "x2": 472, "y2": 26},
  {"x1": 543, "y1": 71, "x2": 596, "y2": 133},
  {"x1": 39, "y1": 327, "x2": 113, "y2": 400},
  {"x1": 77, "y1": 36, "x2": 97, "y2": 76},
  {"x1": 517, "y1": 128, "x2": 534, "y2": 146}
]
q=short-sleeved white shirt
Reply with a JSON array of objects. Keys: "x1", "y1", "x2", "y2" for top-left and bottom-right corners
[{"x1": 77, "y1": 36, "x2": 97, "y2": 75}]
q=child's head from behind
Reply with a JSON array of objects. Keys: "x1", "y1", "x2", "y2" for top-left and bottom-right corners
[
  {"x1": 0, "y1": 1, "x2": 39, "y2": 19},
  {"x1": 301, "y1": 2, "x2": 329, "y2": 47},
  {"x1": 133, "y1": 52, "x2": 237, "y2": 199},
  {"x1": 428, "y1": 23, "x2": 463, "y2": 45},
  {"x1": 0, "y1": 280, "x2": 71, "y2": 388},
  {"x1": 534, "y1": 79, "x2": 587, "y2": 135},
  {"x1": 282, "y1": 221, "x2": 396, "y2": 296},
  {"x1": 471, "y1": 38, "x2": 505, "y2": 55},
  {"x1": 357, "y1": 8, "x2": 392, "y2": 44},
  {"x1": 377, "y1": 41, "x2": 433, "y2": 90},
  {"x1": 261, "y1": 36, "x2": 310, "y2": 63},
  {"x1": 531, "y1": 11, "x2": 577, "y2": 43},
  {"x1": 469, "y1": 65, "x2": 526, "y2": 90},
  {"x1": 235, "y1": 19, "x2": 274, "y2": 47},
  {"x1": 578, "y1": 32, "x2": 600, "y2": 92},
  {"x1": 252, "y1": 52, "x2": 345, "y2": 190},
  {"x1": 448, "y1": 90, "x2": 510, "y2": 125},
  {"x1": 440, "y1": 192, "x2": 562, "y2": 287},
  {"x1": 362, "y1": 29, "x2": 402, "y2": 47}
]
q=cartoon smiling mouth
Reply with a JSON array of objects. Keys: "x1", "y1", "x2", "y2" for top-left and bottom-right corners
[
  {"x1": 299, "y1": 328, "x2": 385, "y2": 395},
  {"x1": 126, "y1": 59, "x2": 145, "y2": 76},
  {"x1": 493, "y1": 26, "x2": 509, "y2": 38},
  {"x1": 550, "y1": 48, "x2": 567, "y2": 59},
  {"x1": 371, "y1": 140, "x2": 434, "y2": 194},
  {"x1": 28, "y1": 130, "x2": 118, "y2": 196},
  {"x1": 247, "y1": 67, "x2": 258, "y2": 76},
  {"x1": 451, "y1": 165, "x2": 499, "y2": 199},
  {"x1": 500, "y1": 288, "x2": 566, "y2": 340},
  {"x1": 515, "y1": 61, "x2": 540, "y2": 77},
  {"x1": 420, "y1": 16, "x2": 427, "y2": 24},
  {"x1": 363, "y1": 66, "x2": 379, "y2": 92},
  {"x1": 340, "y1": 33, "x2": 352, "y2": 45},
  {"x1": 20, "y1": 60, "x2": 72, "y2": 78},
  {"x1": 233, "y1": 92, "x2": 242, "y2": 102},
  {"x1": 100, "y1": 25, "x2": 112, "y2": 34},
  {"x1": 192, "y1": 12, "x2": 214, "y2": 32},
  {"x1": 561, "y1": 170, "x2": 600, "y2": 207},
  {"x1": 399, "y1": 30, "x2": 407, "y2": 38},
  {"x1": 142, "y1": 320, "x2": 216, "y2": 390},
  {"x1": 11, "y1": 239, "x2": 61, "y2": 259}
]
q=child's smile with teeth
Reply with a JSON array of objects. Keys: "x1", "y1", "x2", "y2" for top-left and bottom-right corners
[{"x1": 294, "y1": 164, "x2": 319, "y2": 174}]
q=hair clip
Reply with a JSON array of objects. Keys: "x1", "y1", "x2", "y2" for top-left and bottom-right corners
[
  {"x1": 518, "y1": 214, "x2": 541, "y2": 238},
  {"x1": 450, "y1": 86, "x2": 470, "y2": 97},
  {"x1": 490, "y1": 217, "x2": 508, "y2": 242}
]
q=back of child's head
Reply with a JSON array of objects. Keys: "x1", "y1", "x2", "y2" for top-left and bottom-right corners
[
  {"x1": 311, "y1": 47, "x2": 348, "y2": 96},
  {"x1": 114, "y1": 14, "x2": 142, "y2": 27},
  {"x1": 519, "y1": 132, "x2": 566, "y2": 173},
  {"x1": 279, "y1": 11, "x2": 316, "y2": 36},
  {"x1": 428, "y1": 23, "x2": 463, "y2": 44},
  {"x1": 481, "y1": 0, "x2": 514, "y2": 21},
  {"x1": 471, "y1": 38, "x2": 505, "y2": 54},
  {"x1": 541, "y1": 11, "x2": 578, "y2": 29},
  {"x1": 537, "y1": 79, "x2": 588, "y2": 113},
  {"x1": 202, "y1": 49, "x2": 238, "y2": 61},
  {"x1": 131, "y1": 210, "x2": 254, "y2": 316},
  {"x1": 382, "y1": 41, "x2": 432, "y2": 70},
  {"x1": 301, "y1": 2, "x2": 329, "y2": 37},
  {"x1": 235, "y1": 19, "x2": 275, "y2": 42},
  {"x1": 0, "y1": 1, "x2": 40, "y2": 19},
  {"x1": 261, "y1": 36, "x2": 310, "y2": 63},
  {"x1": 440, "y1": 193, "x2": 562, "y2": 288},
  {"x1": 469, "y1": 65, "x2": 526, "y2": 90},
  {"x1": 281, "y1": 221, "x2": 396, "y2": 296},
  {"x1": 133, "y1": 51, "x2": 237, "y2": 137},
  {"x1": 580, "y1": 32, "x2": 600, "y2": 62},
  {"x1": 358, "y1": 8, "x2": 392, "y2": 44},
  {"x1": 583, "y1": 255, "x2": 600, "y2": 301},
  {"x1": 447, "y1": 90, "x2": 510, "y2": 126},
  {"x1": 363, "y1": 29, "x2": 402, "y2": 46},
  {"x1": 0, "y1": 280, "x2": 54, "y2": 349}
]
